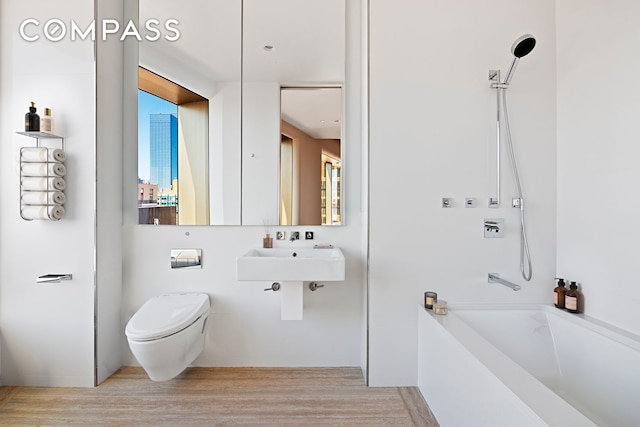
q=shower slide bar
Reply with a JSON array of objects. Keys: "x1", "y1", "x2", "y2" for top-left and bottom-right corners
[{"x1": 489, "y1": 69, "x2": 502, "y2": 208}]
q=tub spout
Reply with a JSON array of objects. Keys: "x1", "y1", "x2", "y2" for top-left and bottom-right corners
[{"x1": 488, "y1": 273, "x2": 521, "y2": 291}]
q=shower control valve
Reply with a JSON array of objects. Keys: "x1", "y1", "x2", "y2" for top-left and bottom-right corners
[{"x1": 484, "y1": 218, "x2": 505, "y2": 238}]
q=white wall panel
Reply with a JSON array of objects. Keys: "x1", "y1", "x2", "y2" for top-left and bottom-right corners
[
  {"x1": 556, "y1": 0, "x2": 640, "y2": 335},
  {"x1": 0, "y1": 0, "x2": 96, "y2": 386},
  {"x1": 368, "y1": 0, "x2": 557, "y2": 385}
]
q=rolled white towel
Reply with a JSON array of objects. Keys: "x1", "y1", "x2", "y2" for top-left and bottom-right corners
[
  {"x1": 21, "y1": 205, "x2": 65, "y2": 221},
  {"x1": 21, "y1": 191, "x2": 66, "y2": 205},
  {"x1": 51, "y1": 148, "x2": 66, "y2": 162},
  {"x1": 21, "y1": 162, "x2": 66, "y2": 177},
  {"x1": 21, "y1": 176, "x2": 66, "y2": 191},
  {"x1": 20, "y1": 147, "x2": 66, "y2": 163}
]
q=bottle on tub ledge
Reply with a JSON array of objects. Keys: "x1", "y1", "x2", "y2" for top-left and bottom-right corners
[
  {"x1": 565, "y1": 281, "x2": 582, "y2": 313},
  {"x1": 553, "y1": 278, "x2": 567, "y2": 309}
]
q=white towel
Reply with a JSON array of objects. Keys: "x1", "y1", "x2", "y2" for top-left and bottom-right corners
[
  {"x1": 21, "y1": 205, "x2": 65, "y2": 221},
  {"x1": 21, "y1": 162, "x2": 66, "y2": 177},
  {"x1": 21, "y1": 177, "x2": 66, "y2": 191},
  {"x1": 20, "y1": 147, "x2": 66, "y2": 163},
  {"x1": 21, "y1": 191, "x2": 66, "y2": 205}
]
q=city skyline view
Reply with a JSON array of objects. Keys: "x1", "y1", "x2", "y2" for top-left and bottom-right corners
[
  {"x1": 138, "y1": 90, "x2": 177, "y2": 183},
  {"x1": 149, "y1": 113, "x2": 178, "y2": 189}
]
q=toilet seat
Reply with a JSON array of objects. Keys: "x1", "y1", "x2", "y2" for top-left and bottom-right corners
[{"x1": 125, "y1": 293, "x2": 210, "y2": 341}]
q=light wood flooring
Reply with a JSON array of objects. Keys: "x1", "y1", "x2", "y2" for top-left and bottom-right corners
[{"x1": 0, "y1": 367, "x2": 439, "y2": 426}]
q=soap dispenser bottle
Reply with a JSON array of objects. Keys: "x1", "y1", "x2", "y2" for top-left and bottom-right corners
[
  {"x1": 554, "y1": 278, "x2": 567, "y2": 309},
  {"x1": 40, "y1": 108, "x2": 54, "y2": 134},
  {"x1": 565, "y1": 281, "x2": 581, "y2": 313},
  {"x1": 25, "y1": 102, "x2": 40, "y2": 132}
]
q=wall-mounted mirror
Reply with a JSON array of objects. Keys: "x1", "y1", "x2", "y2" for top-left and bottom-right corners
[
  {"x1": 138, "y1": 0, "x2": 241, "y2": 225},
  {"x1": 280, "y1": 87, "x2": 342, "y2": 225},
  {"x1": 137, "y1": 0, "x2": 345, "y2": 226},
  {"x1": 241, "y1": 0, "x2": 345, "y2": 226}
]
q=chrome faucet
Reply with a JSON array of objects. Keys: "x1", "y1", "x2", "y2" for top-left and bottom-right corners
[{"x1": 488, "y1": 273, "x2": 521, "y2": 291}]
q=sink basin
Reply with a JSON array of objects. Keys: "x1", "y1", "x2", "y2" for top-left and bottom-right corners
[{"x1": 236, "y1": 247, "x2": 345, "y2": 282}]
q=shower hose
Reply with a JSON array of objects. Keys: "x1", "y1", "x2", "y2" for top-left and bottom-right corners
[{"x1": 501, "y1": 89, "x2": 533, "y2": 281}]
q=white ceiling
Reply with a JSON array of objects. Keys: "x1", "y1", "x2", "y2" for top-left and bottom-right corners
[
  {"x1": 139, "y1": 0, "x2": 345, "y2": 139},
  {"x1": 281, "y1": 87, "x2": 342, "y2": 139}
]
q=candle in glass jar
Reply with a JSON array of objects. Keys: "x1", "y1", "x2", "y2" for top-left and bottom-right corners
[
  {"x1": 434, "y1": 300, "x2": 448, "y2": 315},
  {"x1": 424, "y1": 291, "x2": 437, "y2": 309}
]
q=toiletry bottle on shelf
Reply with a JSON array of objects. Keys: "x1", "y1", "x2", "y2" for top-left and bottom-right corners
[
  {"x1": 565, "y1": 281, "x2": 581, "y2": 313},
  {"x1": 263, "y1": 234, "x2": 273, "y2": 248},
  {"x1": 40, "y1": 108, "x2": 54, "y2": 134},
  {"x1": 554, "y1": 278, "x2": 567, "y2": 309},
  {"x1": 25, "y1": 102, "x2": 40, "y2": 132}
]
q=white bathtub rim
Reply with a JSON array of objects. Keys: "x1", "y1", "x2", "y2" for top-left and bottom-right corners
[
  {"x1": 424, "y1": 306, "x2": 598, "y2": 427},
  {"x1": 418, "y1": 310, "x2": 549, "y2": 427},
  {"x1": 446, "y1": 302, "x2": 640, "y2": 353}
]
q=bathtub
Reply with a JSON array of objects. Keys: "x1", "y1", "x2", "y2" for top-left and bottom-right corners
[{"x1": 418, "y1": 304, "x2": 640, "y2": 427}]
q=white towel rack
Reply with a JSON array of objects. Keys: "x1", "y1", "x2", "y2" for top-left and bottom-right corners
[{"x1": 17, "y1": 131, "x2": 66, "y2": 221}]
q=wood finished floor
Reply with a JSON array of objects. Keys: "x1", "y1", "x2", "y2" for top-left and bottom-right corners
[{"x1": 0, "y1": 367, "x2": 439, "y2": 426}]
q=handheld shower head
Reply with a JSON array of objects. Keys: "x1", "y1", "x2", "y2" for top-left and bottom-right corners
[
  {"x1": 504, "y1": 34, "x2": 536, "y2": 85},
  {"x1": 511, "y1": 34, "x2": 536, "y2": 58}
]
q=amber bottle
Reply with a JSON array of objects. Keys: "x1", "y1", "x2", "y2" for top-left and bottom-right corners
[
  {"x1": 565, "y1": 281, "x2": 581, "y2": 313},
  {"x1": 553, "y1": 278, "x2": 567, "y2": 309}
]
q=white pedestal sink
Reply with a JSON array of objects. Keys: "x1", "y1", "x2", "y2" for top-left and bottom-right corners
[{"x1": 236, "y1": 247, "x2": 345, "y2": 320}]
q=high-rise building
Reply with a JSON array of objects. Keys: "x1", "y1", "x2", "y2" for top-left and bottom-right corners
[{"x1": 149, "y1": 113, "x2": 178, "y2": 189}]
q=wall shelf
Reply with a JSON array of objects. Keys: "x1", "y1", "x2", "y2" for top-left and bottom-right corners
[
  {"x1": 16, "y1": 131, "x2": 63, "y2": 139},
  {"x1": 16, "y1": 131, "x2": 65, "y2": 150}
]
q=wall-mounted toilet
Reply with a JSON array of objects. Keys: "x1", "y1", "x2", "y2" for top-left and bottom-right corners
[{"x1": 125, "y1": 293, "x2": 210, "y2": 382}]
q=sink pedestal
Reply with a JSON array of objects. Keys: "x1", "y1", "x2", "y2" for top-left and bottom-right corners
[{"x1": 281, "y1": 281, "x2": 303, "y2": 320}]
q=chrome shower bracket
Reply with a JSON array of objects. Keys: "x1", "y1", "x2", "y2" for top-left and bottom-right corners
[{"x1": 489, "y1": 69, "x2": 509, "y2": 88}]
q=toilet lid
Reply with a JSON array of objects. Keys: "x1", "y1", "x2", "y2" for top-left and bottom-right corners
[{"x1": 125, "y1": 293, "x2": 210, "y2": 341}]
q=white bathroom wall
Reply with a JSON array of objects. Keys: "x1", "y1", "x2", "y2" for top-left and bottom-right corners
[
  {"x1": 121, "y1": 0, "x2": 366, "y2": 369},
  {"x1": 556, "y1": 0, "x2": 640, "y2": 335},
  {"x1": 242, "y1": 82, "x2": 281, "y2": 225},
  {"x1": 359, "y1": 6, "x2": 369, "y2": 382},
  {"x1": 368, "y1": 0, "x2": 557, "y2": 385},
  {"x1": 0, "y1": 0, "x2": 96, "y2": 386},
  {"x1": 210, "y1": 83, "x2": 242, "y2": 225},
  {"x1": 95, "y1": 0, "x2": 125, "y2": 385}
]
